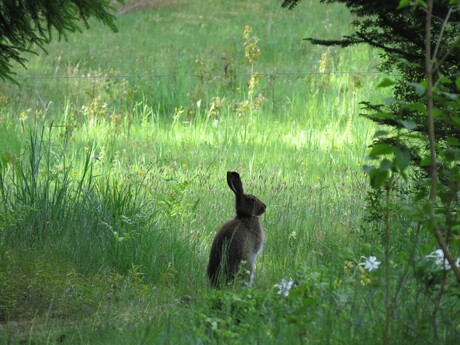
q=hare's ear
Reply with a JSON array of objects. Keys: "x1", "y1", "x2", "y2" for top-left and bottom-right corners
[{"x1": 227, "y1": 171, "x2": 244, "y2": 195}]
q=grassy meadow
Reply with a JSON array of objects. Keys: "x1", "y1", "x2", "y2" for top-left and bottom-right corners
[{"x1": 0, "y1": 0, "x2": 458, "y2": 344}]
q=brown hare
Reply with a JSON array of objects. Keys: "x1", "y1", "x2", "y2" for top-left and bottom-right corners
[{"x1": 207, "y1": 171, "x2": 266, "y2": 287}]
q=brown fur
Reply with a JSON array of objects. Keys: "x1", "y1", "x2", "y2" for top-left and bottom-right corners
[{"x1": 207, "y1": 171, "x2": 266, "y2": 287}]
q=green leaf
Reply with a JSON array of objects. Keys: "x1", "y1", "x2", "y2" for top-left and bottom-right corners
[
  {"x1": 362, "y1": 165, "x2": 374, "y2": 175},
  {"x1": 444, "y1": 148, "x2": 460, "y2": 161},
  {"x1": 377, "y1": 78, "x2": 396, "y2": 88},
  {"x1": 456, "y1": 76, "x2": 460, "y2": 90},
  {"x1": 395, "y1": 149, "x2": 411, "y2": 171},
  {"x1": 447, "y1": 137, "x2": 460, "y2": 147},
  {"x1": 432, "y1": 108, "x2": 444, "y2": 119},
  {"x1": 373, "y1": 130, "x2": 389, "y2": 138},
  {"x1": 380, "y1": 159, "x2": 394, "y2": 171},
  {"x1": 416, "y1": 0, "x2": 428, "y2": 9},
  {"x1": 397, "y1": 0, "x2": 410, "y2": 10},
  {"x1": 408, "y1": 82, "x2": 426, "y2": 96},
  {"x1": 400, "y1": 120, "x2": 417, "y2": 131},
  {"x1": 420, "y1": 156, "x2": 431, "y2": 167},
  {"x1": 368, "y1": 143, "x2": 395, "y2": 158},
  {"x1": 439, "y1": 91, "x2": 458, "y2": 100},
  {"x1": 370, "y1": 168, "x2": 390, "y2": 189}
]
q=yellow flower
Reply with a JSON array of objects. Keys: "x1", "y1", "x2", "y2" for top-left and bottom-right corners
[
  {"x1": 344, "y1": 260, "x2": 355, "y2": 270},
  {"x1": 139, "y1": 169, "x2": 145, "y2": 176},
  {"x1": 360, "y1": 274, "x2": 371, "y2": 285},
  {"x1": 84, "y1": 147, "x2": 91, "y2": 154},
  {"x1": 181, "y1": 163, "x2": 187, "y2": 169},
  {"x1": 334, "y1": 277, "x2": 342, "y2": 287}
]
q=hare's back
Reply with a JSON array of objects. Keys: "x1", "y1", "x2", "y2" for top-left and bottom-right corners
[{"x1": 217, "y1": 218, "x2": 262, "y2": 254}]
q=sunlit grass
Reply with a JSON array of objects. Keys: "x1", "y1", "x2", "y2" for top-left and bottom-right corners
[
  {"x1": 0, "y1": 90, "x2": 379, "y2": 343},
  {"x1": 2, "y1": 1, "x2": 457, "y2": 344}
]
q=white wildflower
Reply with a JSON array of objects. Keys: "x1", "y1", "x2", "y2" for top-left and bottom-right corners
[
  {"x1": 427, "y1": 249, "x2": 460, "y2": 271},
  {"x1": 274, "y1": 279, "x2": 294, "y2": 297},
  {"x1": 360, "y1": 256, "x2": 381, "y2": 272}
]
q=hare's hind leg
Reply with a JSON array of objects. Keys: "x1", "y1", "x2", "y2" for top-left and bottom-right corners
[
  {"x1": 207, "y1": 245, "x2": 222, "y2": 287},
  {"x1": 227, "y1": 245, "x2": 244, "y2": 281},
  {"x1": 246, "y1": 253, "x2": 258, "y2": 286},
  {"x1": 208, "y1": 237, "x2": 241, "y2": 287}
]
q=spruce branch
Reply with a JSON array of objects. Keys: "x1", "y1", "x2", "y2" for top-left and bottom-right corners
[{"x1": 425, "y1": 0, "x2": 460, "y2": 284}]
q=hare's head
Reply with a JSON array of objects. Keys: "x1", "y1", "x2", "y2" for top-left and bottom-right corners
[{"x1": 227, "y1": 171, "x2": 266, "y2": 218}]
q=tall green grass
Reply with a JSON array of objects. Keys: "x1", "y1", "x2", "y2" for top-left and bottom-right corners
[{"x1": 0, "y1": 1, "x2": 457, "y2": 344}]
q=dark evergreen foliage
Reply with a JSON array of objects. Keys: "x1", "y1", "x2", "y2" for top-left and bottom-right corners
[
  {"x1": 282, "y1": 0, "x2": 460, "y2": 151},
  {"x1": 0, "y1": 0, "x2": 122, "y2": 81}
]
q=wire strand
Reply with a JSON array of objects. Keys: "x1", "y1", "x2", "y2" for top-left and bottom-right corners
[{"x1": 14, "y1": 70, "x2": 384, "y2": 81}]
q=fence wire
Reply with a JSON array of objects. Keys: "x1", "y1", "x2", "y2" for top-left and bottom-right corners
[{"x1": 15, "y1": 70, "x2": 384, "y2": 81}]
